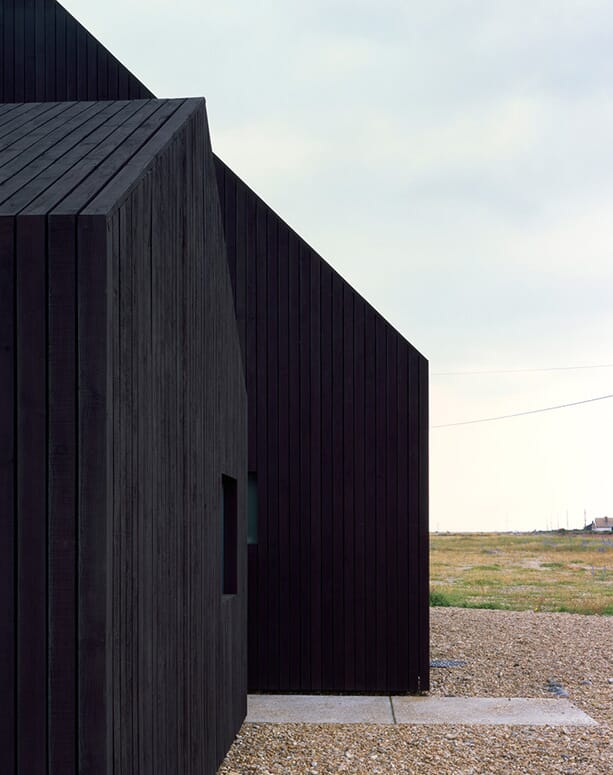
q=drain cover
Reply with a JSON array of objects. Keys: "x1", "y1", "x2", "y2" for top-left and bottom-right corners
[
  {"x1": 430, "y1": 659, "x2": 467, "y2": 668},
  {"x1": 546, "y1": 679, "x2": 569, "y2": 698}
]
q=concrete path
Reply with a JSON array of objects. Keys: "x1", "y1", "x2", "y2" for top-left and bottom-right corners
[
  {"x1": 248, "y1": 695, "x2": 392, "y2": 724},
  {"x1": 392, "y1": 696, "x2": 597, "y2": 725},
  {"x1": 247, "y1": 695, "x2": 597, "y2": 726}
]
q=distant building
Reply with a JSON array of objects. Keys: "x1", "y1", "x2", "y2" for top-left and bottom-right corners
[{"x1": 589, "y1": 517, "x2": 613, "y2": 533}]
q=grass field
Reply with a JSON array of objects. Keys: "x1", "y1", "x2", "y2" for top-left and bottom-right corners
[{"x1": 430, "y1": 531, "x2": 613, "y2": 615}]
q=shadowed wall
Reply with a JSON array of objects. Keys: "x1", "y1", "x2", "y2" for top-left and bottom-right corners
[{"x1": 216, "y1": 159, "x2": 429, "y2": 693}]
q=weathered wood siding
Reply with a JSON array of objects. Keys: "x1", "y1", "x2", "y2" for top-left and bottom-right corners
[
  {"x1": 0, "y1": 0, "x2": 153, "y2": 102},
  {"x1": 0, "y1": 98, "x2": 247, "y2": 774},
  {"x1": 216, "y1": 158, "x2": 429, "y2": 694}
]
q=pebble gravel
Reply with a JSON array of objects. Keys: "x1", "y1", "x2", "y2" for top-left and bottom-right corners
[{"x1": 219, "y1": 608, "x2": 612, "y2": 774}]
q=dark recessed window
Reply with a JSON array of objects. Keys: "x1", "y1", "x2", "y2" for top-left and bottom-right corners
[
  {"x1": 247, "y1": 472, "x2": 258, "y2": 545},
  {"x1": 222, "y1": 474, "x2": 237, "y2": 595}
]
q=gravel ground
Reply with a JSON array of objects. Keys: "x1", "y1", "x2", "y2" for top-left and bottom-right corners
[{"x1": 219, "y1": 608, "x2": 612, "y2": 774}]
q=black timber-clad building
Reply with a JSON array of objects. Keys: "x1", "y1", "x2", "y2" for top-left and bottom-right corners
[
  {"x1": 0, "y1": 98, "x2": 247, "y2": 773},
  {"x1": 1, "y1": 0, "x2": 429, "y2": 770}
]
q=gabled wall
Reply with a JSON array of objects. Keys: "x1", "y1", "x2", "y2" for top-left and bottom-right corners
[
  {"x1": 0, "y1": 98, "x2": 247, "y2": 775},
  {"x1": 216, "y1": 159, "x2": 429, "y2": 693}
]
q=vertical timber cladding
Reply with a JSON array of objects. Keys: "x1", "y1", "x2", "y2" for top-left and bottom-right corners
[
  {"x1": 216, "y1": 158, "x2": 430, "y2": 694},
  {"x1": 0, "y1": 99, "x2": 247, "y2": 774},
  {"x1": 0, "y1": 0, "x2": 153, "y2": 103},
  {"x1": 1, "y1": 0, "x2": 429, "y2": 698}
]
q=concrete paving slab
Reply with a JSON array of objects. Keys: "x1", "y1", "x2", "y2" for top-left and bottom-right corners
[
  {"x1": 391, "y1": 697, "x2": 598, "y2": 726},
  {"x1": 247, "y1": 695, "x2": 394, "y2": 724},
  {"x1": 246, "y1": 695, "x2": 598, "y2": 726}
]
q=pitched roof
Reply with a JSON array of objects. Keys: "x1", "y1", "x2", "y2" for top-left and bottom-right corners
[{"x1": 0, "y1": 98, "x2": 203, "y2": 216}]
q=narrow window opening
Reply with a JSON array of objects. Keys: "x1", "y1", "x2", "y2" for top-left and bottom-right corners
[
  {"x1": 247, "y1": 472, "x2": 258, "y2": 545},
  {"x1": 222, "y1": 474, "x2": 237, "y2": 595}
]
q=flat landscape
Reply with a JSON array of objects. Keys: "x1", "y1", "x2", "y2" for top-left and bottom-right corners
[
  {"x1": 220, "y1": 531, "x2": 612, "y2": 773},
  {"x1": 430, "y1": 530, "x2": 613, "y2": 615}
]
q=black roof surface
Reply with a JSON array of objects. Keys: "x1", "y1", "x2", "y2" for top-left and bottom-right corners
[{"x1": 0, "y1": 98, "x2": 204, "y2": 216}]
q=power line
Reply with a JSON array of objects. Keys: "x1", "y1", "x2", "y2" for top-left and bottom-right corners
[
  {"x1": 432, "y1": 393, "x2": 613, "y2": 429},
  {"x1": 433, "y1": 363, "x2": 613, "y2": 376}
]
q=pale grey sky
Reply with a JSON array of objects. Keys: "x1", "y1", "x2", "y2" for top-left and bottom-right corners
[{"x1": 66, "y1": 0, "x2": 613, "y2": 531}]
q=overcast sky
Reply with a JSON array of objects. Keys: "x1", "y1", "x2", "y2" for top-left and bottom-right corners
[{"x1": 66, "y1": 0, "x2": 613, "y2": 532}]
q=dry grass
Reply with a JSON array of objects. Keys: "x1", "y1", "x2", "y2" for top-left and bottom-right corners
[{"x1": 430, "y1": 530, "x2": 613, "y2": 615}]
